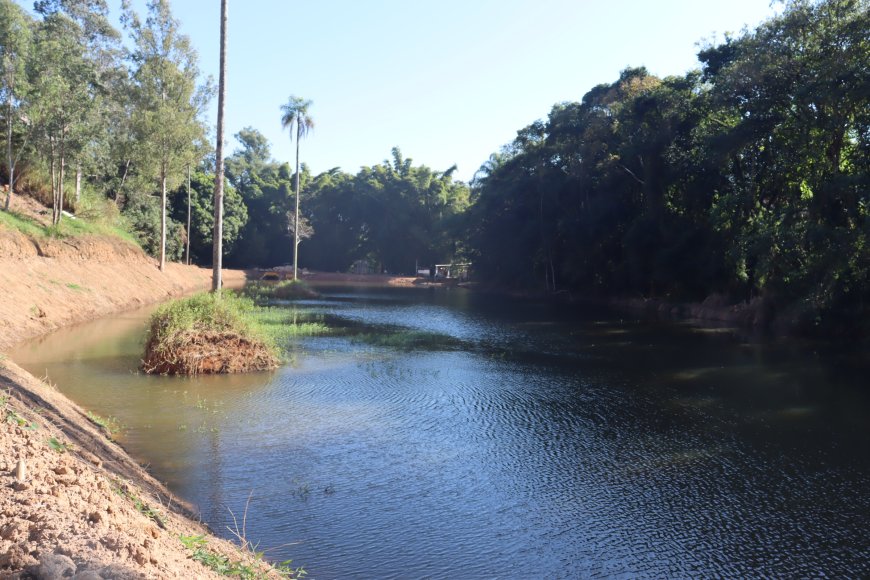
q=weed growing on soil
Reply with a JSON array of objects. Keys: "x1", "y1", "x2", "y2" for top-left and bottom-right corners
[
  {"x1": 179, "y1": 534, "x2": 306, "y2": 579},
  {"x1": 86, "y1": 411, "x2": 123, "y2": 439},
  {"x1": 3, "y1": 395, "x2": 40, "y2": 430},
  {"x1": 110, "y1": 479, "x2": 167, "y2": 528},
  {"x1": 47, "y1": 437, "x2": 69, "y2": 453}
]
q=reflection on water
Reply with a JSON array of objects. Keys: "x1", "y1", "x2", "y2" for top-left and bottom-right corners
[{"x1": 11, "y1": 288, "x2": 870, "y2": 578}]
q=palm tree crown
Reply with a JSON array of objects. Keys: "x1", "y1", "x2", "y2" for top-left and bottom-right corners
[
  {"x1": 280, "y1": 95, "x2": 314, "y2": 280},
  {"x1": 280, "y1": 96, "x2": 314, "y2": 139}
]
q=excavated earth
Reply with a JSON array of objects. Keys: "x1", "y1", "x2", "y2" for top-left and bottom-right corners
[{"x1": 0, "y1": 208, "x2": 293, "y2": 578}]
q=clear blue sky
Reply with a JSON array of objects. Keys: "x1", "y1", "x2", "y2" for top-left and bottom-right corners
[{"x1": 77, "y1": 1, "x2": 782, "y2": 181}]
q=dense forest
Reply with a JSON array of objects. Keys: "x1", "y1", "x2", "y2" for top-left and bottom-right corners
[
  {"x1": 1, "y1": 0, "x2": 868, "y2": 334},
  {"x1": 468, "y1": 0, "x2": 869, "y2": 335}
]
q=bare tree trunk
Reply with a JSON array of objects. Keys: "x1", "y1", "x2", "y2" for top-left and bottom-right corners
[
  {"x1": 4, "y1": 98, "x2": 13, "y2": 211},
  {"x1": 293, "y1": 123, "x2": 300, "y2": 280},
  {"x1": 75, "y1": 165, "x2": 81, "y2": 207},
  {"x1": 212, "y1": 0, "x2": 228, "y2": 293},
  {"x1": 186, "y1": 164, "x2": 191, "y2": 265},
  {"x1": 49, "y1": 139, "x2": 58, "y2": 225},
  {"x1": 57, "y1": 147, "x2": 65, "y2": 225},
  {"x1": 159, "y1": 162, "x2": 166, "y2": 272}
]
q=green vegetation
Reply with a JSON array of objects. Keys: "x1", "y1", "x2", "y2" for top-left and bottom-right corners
[
  {"x1": 86, "y1": 411, "x2": 122, "y2": 439},
  {"x1": 110, "y1": 478, "x2": 166, "y2": 528},
  {"x1": 47, "y1": 437, "x2": 69, "y2": 453},
  {"x1": 466, "y1": 0, "x2": 869, "y2": 337},
  {"x1": 179, "y1": 534, "x2": 306, "y2": 579},
  {"x1": 353, "y1": 329, "x2": 463, "y2": 351},
  {"x1": 142, "y1": 291, "x2": 328, "y2": 374},
  {"x1": 2, "y1": 394, "x2": 38, "y2": 429},
  {"x1": 2, "y1": 0, "x2": 866, "y2": 339},
  {"x1": 243, "y1": 279, "x2": 319, "y2": 303}
]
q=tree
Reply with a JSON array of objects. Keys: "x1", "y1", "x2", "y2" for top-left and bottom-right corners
[
  {"x1": 123, "y1": 0, "x2": 211, "y2": 271},
  {"x1": 169, "y1": 166, "x2": 246, "y2": 265},
  {"x1": 0, "y1": 0, "x2": 32, "y2": 211},
  {"x1": 212, "y1": 0, "x2": 227, "y2": 291},
  {"x1": 280, "y1": 95, "x2": 314, "y2": 280}
]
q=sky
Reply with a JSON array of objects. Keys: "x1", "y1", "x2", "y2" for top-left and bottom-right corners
[{"x1": 54, "y1": 1, "x2": 781, "y2": 182}]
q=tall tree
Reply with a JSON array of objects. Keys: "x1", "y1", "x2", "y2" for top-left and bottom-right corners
[
  {"x1": 212, "y1": 0, "x2": 227, "y2": 291},
  {"x1": 0, "y1": 0, "x2": 32, "y2": 211},
  {"x1": 280, "y1": 95, "x2": 314, "y2": 280},
  {"x1": 123, "y1": 0, "x2": 210, "y2": 271}
]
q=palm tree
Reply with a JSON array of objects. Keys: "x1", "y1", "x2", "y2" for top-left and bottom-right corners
[
  {"x1": 212, "y1": 0, "x2": 228, "y2": 292},
  {"x1": 280, "y1": 95, "x2": 314, "y2": 280}
]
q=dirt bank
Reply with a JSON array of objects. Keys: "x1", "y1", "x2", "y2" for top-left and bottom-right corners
[
  {"x1": 0, "y1": 228, "x2": 248, "y2": 352},
  {"x1": 0, "y1": 226, "x2": 290, "y2": 579}
]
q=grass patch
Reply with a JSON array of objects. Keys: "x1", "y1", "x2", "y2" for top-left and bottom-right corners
[
  {"x1": 47, "y1": 437, "x2": 69, "y2": 453},
  {"x1": 179, "y1": 535, "x2": 305, "y2": 579},
  {"x1": 86, "y1": 411, "x2": 122, "y2": 439},
  {"x1": 2, "y1": 394, "x2": 39, "y2": 429},
  {"x1": 243, "y1": 279, "x2": 319, "y2": 303},
  {"x1": 0, "y1": 209, "x2": 44, "y2": 237},
  {"x1": 352, "y1": 328, "x2": 464, "y2": 351},
  {"x1": 0, "y1": 206, "x2": 140, "y2": 246},
  {"x1": 246, "y1": 306, "x2": 330, "y2": 347},
  {"x1": 143, "y1": 291, "x2": 331, "y2": 375},
  {"x1": 111, "y1": 478, "x2": 166, "y2": 528},
  {"x1": 143, "y1": 292, "x2": 279, "y2": 375}
]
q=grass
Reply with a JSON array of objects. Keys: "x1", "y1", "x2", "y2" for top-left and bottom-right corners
[
  {"x1": 352, "y1": 328, "x2": 464, "y2": 351},
  {"x1": 246, "y1": 305, "x2": 330, "y2": 348},
  {"x1": 1, "y1": 393, "x2": 39, "y2": 430},
  {"x1": 111, "y1": 478, "x2": 167, "y2": 528},
  {"x1": 0, "y1": 206, "x2": 139, "y2": 246},
  {"x1": 147, "y1": 292, "x2": 274, "y2": 354},
  {"x1": 143, "y1": 291, "x2": 331, "y2": 374},
  {"x1": 47, "y1": 437, "x2": 70, "y2": 453},
  {"x1": 86, "y1": 411, "x2": 123, "y2": 439},
  {"x1": 179, "y1": 534, "x2": 306, "y2": 579},
  {"x1": 242, "y1": 280, "x2": 319, "y2": 303}
]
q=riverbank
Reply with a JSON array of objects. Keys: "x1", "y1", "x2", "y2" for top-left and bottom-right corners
[{"x1": 0, "y1": 226, "x2": 291, "y2": 578}]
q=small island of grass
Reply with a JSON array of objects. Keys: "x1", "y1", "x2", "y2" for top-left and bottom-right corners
[{"x1": 142, "y1": 292, "x2": 280, "y2": 375}]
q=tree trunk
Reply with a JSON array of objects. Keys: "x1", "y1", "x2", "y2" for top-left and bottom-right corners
[
  {"x1": 49, "y1": 139, "x2": 58, "y2": 225},
  {"x1": 186, "y1": 164, "x2": 191, "y2": 265},
  {"x1": 293, "y1": 123, "x2": 301, "y2": 280},
  {"x1": 4, "y1": 97, "x2": 13, "y2": 211},
  {"x1": 75, "y1": 165, "x2": 82, "y2": 206},
  {"x1": 57, "y1": 148, "x2": 65, "y2": 225},
  {"x1": 212, "y1": 0, "x2": 228, "y2": 292},
  {"x1": 160, "y1": 162, "x2": 166, "y2": 272}
]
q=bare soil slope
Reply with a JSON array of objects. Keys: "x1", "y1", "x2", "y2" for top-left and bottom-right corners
[{"x1": 0, "y1": 212, "x2": 292, "y2": 578}]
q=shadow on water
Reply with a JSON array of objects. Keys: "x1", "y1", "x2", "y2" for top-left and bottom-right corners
[{"x1": 10, "y1": 287, "x2": 870, "y2": 578}]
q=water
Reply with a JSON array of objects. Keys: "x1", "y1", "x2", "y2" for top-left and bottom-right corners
[{"x1": 11, "y1": 288, "x2": 870, "y2": 578}]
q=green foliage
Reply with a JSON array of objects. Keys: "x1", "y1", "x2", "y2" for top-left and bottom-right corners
[
  {"x1": 179, "y1": 534, "x2": 306, "y2": 579},
  {"x1": 168, "y1": 166, "x2": 248, "y2": 264},
  {"x1": 111, "y1": 478, "x2": 166, "y2": 527},
  {"x1": 243, "y1": 279, "x2": 318, "y2": 302},
  {"x1": 86, "y1": 411, "x2": 122, "y2": 439},
  {"x1": 147, "y1": 292, "x2": 269, "y2": 353},
  {"x1": 2, "y1": 394, "x2": 40, "y2": 430},
  {"x1": 466, "y1": 0, "x2": 870, "y2": 335},
  {"x1": 303, "y1": 147, "x2": 470, "y2": 273},
  {"x1": 47, "y1": 437, "x2": 69, "y2": 453}
]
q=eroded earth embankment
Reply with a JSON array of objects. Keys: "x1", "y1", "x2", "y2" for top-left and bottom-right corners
[{"x1": 0, "y1": 228, "x2": 279, "y2": 579}]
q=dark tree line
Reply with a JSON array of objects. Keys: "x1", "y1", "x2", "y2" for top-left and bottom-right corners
[{"x1": 466, "y1": 0, "x2": 869, "y2": 334}]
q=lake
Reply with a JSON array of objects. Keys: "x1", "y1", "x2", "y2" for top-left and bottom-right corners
[{"x1": 11, "y1": 287, "x2": 870, "y2": 578}]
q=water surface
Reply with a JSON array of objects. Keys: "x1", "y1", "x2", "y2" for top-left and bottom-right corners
[{"x1": 11, "y1": 288, "x2": 870, "y2": 578}]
